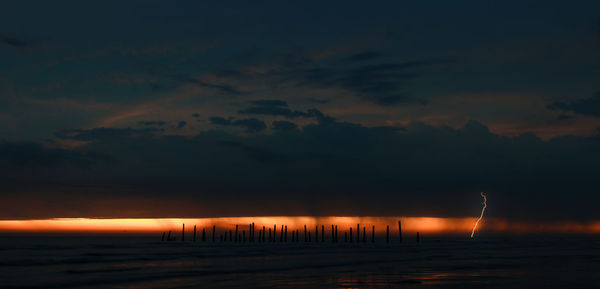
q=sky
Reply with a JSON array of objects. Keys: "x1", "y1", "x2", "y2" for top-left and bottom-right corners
[{"x1": 1, "y1": 1, "x2": 600, "y2": 222}]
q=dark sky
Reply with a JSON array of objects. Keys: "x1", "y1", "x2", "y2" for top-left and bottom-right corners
[{"x1": 1, "y1": 1, "x2": 600, "y2": 220}]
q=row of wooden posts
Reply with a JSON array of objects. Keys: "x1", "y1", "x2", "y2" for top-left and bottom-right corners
[{"x1": 161, "y1": 221, "x2": 420, "y2": 243}]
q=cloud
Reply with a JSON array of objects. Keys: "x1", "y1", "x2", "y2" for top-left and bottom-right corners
[
  {"x1": 343, "y1": 51, "x2": 383, "y2": 62},
  {"x1": 138, "y1": 121, "x2": 166, "y2": 126},
  {"x1": 272, "y1": 120, "x2": 298, "y2": 131},
  {"x1": 209, "y1": 116, "x2": 267, "y2": 132},
  {"x1": 1, "y1": 35, "x2": 30, "y2": 48},
  {"x1": 2, "y1": 119, "x2": 600, "y2": 220},
  {"x1": 547, "y1": 92, "x2": 600, "y2": 117},
  {"x1": 237, "y1": 99, "x2": 333, "y2": 122}
]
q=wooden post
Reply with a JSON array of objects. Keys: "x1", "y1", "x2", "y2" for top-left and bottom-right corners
[
  {"x1": 335, "y1": 225, "x2": 338, "y2": 243},
  {"x1": 363, "y1": 227, "x2": 366, "y2": 243},
  {"x1": 193, "y1": 225, "x2": 197, "y2": 242},
  {"x1": 386, "y1": 225, "x2": 389, "y2": 243},
  {"x1": 350, "y1": 227, "x2": 353, "y2": 243},
  {"x1": 308, "y1": 231, "x2": 311, "y2": 242},
  {"x1": 398, "y1": 220, "x2": 403, "y2": 243},
  {"x1": 269, "y1": 228, "x2": 272, "y2": 242},
  {"x1": 284, "y1": 226, "x2": 287, "y2": 242},
  {"x1": 331, "y1": 225, "x2": 334, "y2": 243},
  {"x1": 356, "y1": 224, "x2": 359, "y2": 243},
  {"x1": 182, "y1": 224, "x2": 185, "y2": 242},
  {"x1": 321, "y1": 225, "x2": 325, "y2": 242},
  {"x1": 167, "y1": 230, "x2": 172, "y2": 241},
  {"x1": 280, "y1": 225, "x2": 284, "y2": 242},
  {"x1": 212, "y1": 225, "x2": 216, "y2": 242},
  {"x1": 161, "y1": 232, "x2": 165, "y2": 241},
  {"x1": 262, "y1": 226, "x2": 265, "y2": 242},
  {"x1": 344, "y1": 231, "x2": 348, "y2": 242},
  {"x1": 296, "y1": 229, "x2": 299, "y2": 242},
  {"x1": 202, "y1": 228, "x2": 206, "y2": 242},
  {"x1": 315, "y1": 225, "x2": 319, "y2": 242},
  {"x1": 235, "y1": 225, "x2": 239, "y2": 243},
  {"x1": 273, "y1": 224, "x2": 277, "y2": 242},
  {"x1": 372, "y1": 226, "x2": 375, "y2": 243},
  {"x1": 304, "y1": 224, "x2": 307, "y2": 242},
  {"x1": 416, "y1": 232, "x2": 420, "y2": 243},
  {"x1": 249, "y1": 224, "x2": 252, "y2": 242}
]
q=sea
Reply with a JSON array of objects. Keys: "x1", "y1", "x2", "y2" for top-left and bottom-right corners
[{"x1": 1, "y1": 235, "x2": 599, "y2": 288}]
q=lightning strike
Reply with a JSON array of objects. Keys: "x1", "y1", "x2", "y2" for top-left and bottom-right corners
[{"x1": 471, "y1": 192, "x2": 487, "y2": 238}]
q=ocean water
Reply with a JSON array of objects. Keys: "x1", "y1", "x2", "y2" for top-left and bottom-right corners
[{"x1": 0, "y1": 235, "x2": 599, "y2": 288}]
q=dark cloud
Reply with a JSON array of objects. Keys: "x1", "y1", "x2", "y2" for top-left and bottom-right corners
[
  {"x1": 238, "y1": 100, "x2": 332, "y2": 121},
  {"x1": 55, "y1": 127, "x2": 159, "y2": 141},
  {"x1": 1, "y1": 35, "x2": 30, "y2": 48},
  {"x1": 209, "y1": 116, "x2": 267, "y2": 132},
  {"x1": 3, "y1": 118, "x2": 599, "y2": 220},
  {"x1": 344, "y1": 51, "x2": 383, "y2": 62},
  {"x1": 0, "y1": 141, "x2": 106, "y2": 169},
  {"x1": 138, "y1": 121, "x2": 166, "y2": 126},
  {"x1": 272, "y1": 120, "x2": 298, "y2": 131},
  {"x1": 547, "y1": 92, "x2": 600, "y2": 117}
]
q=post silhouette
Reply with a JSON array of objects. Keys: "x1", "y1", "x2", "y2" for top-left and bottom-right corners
[
  {"x1": 284, "y1": 226, "x2": 287, "y2": 242},
  {"x1": 363, "y1": 227, "x2": 366, "y2": 242},
  {"x1": 321, "y1": 225, "x2": 325, "y2": 242},
  {"x1": 202, "y1": 228, "x2": 206, "y2": 242},
  {"x1": 356, "y1": 224, "x2": 359, "y2": 243},
  {"x1": 280, "y1": 225, "x2": 284, "y2": 242},
  {"x1": 335, "y1": 225, "x2": 338, "y2": 243},
  {"x1": 386, "y1": 225, "x2": 389, "y2": 243},
  {"x1": 296, "y1": 229, "x2": 299, "y2": 242},
  {"x1": 167, "y1": 230, "x2": 172, "y2": 241},
  {"x1": 304, "y1": 225, "x2": 307, "y2": 242},
  {"x1": 350, "y1": 227, "x2": 353, "y2": 243},
  {"x1": 331, "y1": 225, "x2": 335, "y2": 243},
  {"x1": 161, "y1": 232, "x2": 165, "y2": 241},
  {"x1": 235, "y1": 225, "x2": 239, "y2": 243},
  {"x1": 269, "y1": 228, "x2": 272, "y2": 242},
  {"x1": 212, "y1": 225, "x2": 216, "y2": 242},
  {"x1": 372, "y1": 226, "x2": 375, "y2": 243},
  {"x1": 193, "y1": 225, "x2": 197, "y2": 242},
  {"x1": 315, "y1": 225, "x2": 319, "y2": 242},
  {"x1": 398, "y1": 220, "x2": 403, "y2": 243},
  {"x1": 182, "y1": 224, "x2": 185, "y2": 242},
  {"x1": 416, "y1": 232, "x2": 420, "y2": 243}
]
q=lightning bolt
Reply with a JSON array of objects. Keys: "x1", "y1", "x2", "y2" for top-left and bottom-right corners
[{"x1": 470, "y1": 192, "x2": 487, "y2": 238}]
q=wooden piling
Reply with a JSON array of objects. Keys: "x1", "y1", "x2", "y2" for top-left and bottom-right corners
[
  {"x1": 321, "y1": 225, "x2": 325, "y2": 242},
  {"x1": 372, "y1": 226, "x2": 375, "y2": 243},
  {"x1": 296, "y1": 229, "x2": 299, "y2": 242},
  {"x1": 193, "y1": 225, "x2": 197, "y2": 242},
  {"x1": 269, "y1": 228, "x2": 272, "y2": 242},
  {"x1": 161, "y1": 231, "x2": 165, "y2": 241},
  {"x1": 308, "y1": 231, "x2": 311, "y2": 242},
  {"x1": 273, "y1": 225, "x2": 277, "y2": 242},
  {"x1": 262, "y1": 226, "x2": 266, "y2": 242},
  {"x1": 284, "y1": 225, "x2": 287, "y2": 242},
  {"x1": 167, "y1": 230, "x2": 172, "y2": 241},
  {"x1": 335, "y1": 225, "x2": 338, "y2": 243},
  {"x1": 344, "y1": 231, "x2": 348, "y2": 242},
  {"x1": 182, "y1": 224, "x2": 185, "y2": 242},
  {"x1": 356, "y1": 224, "x2": 359, "y2": 243},
  {"x1": 386, "y1": 225, "x2": 389, "y2": 243},
  {"x1": 202, "y1": 228, "x2": 206, "y2": 242},
  {"x1": 252, "y1": 222, "x2": 255, "y2": 242},
  {"x1": 315, "y1": 225, "x2": 319, "y2": 242},
  {"x1": 304, "y1": 224, "x2": 307, "y2": 242},
  {"x1": 212, "y1": 225, "x2": 216, "y2": 242},
  {"x1": 399, "y1": 220, "x2": 403, "y2": 243},
  {"x1": 280, "y1": 225, "x2": 284, "y2": 242},
  {"x1": 363, "y1": 227, "x2": 366, "y2": 243},
  {"x1": 350, "y1": 227, "x2": 353, "y2": 243},
  {"x1": 235, "y1": 225, "x2": 239, "y2": 243},
  {"x1": 416, "y1": 232, "x2": 420, "y2": 243},
  {"x1": 331, "y1": 225, "x2": 334, "y2": 243}
]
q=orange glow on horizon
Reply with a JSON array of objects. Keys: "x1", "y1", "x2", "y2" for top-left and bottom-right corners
[{"x1": 0, "y1": 217, "x2": 598, "y2": 235}]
